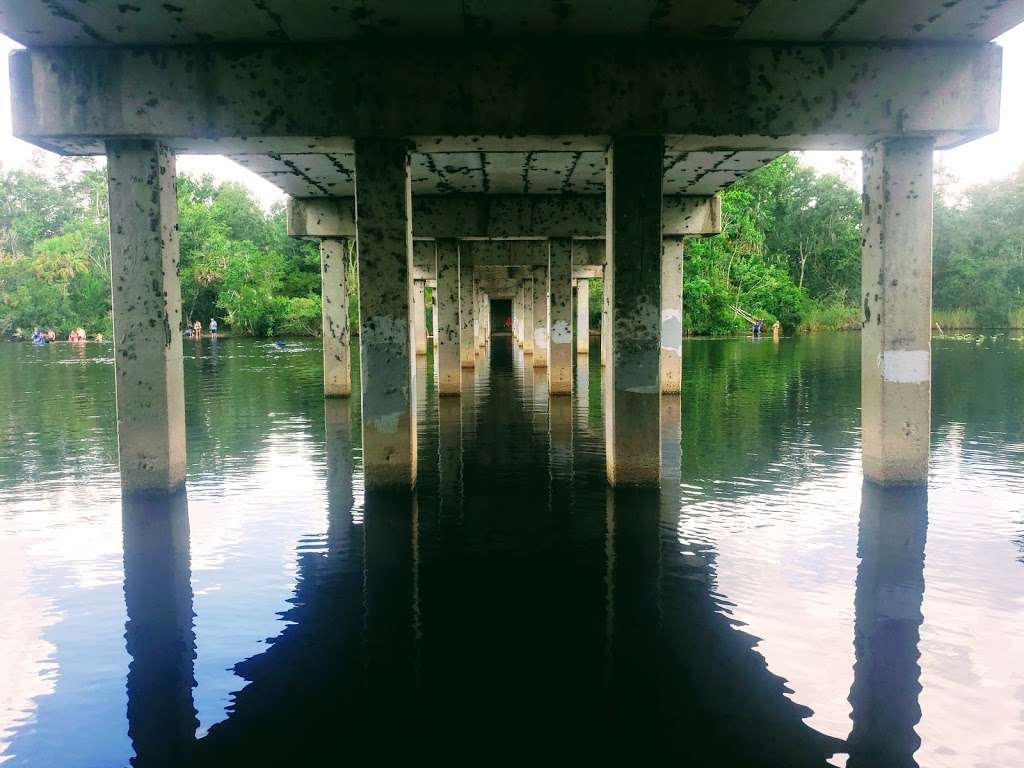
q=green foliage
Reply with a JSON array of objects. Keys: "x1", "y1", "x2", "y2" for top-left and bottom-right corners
[
  {"x1": 799, "y1": 298, "x2": 861, "y2": 333},
  {"x1": 934, "y1": 167, "x2": 1024, "y2": 327},
  {"x1": 684, "y1": 154, "x2": 862, "y2": 335},
  {"x1": 933, "y1": 308, "x2": 979, "y2": 330},
  {"x1": 4, "y1": 153, "x2": 1024, "y2": 341},
  {"x1": 0, "y1": 162, "x2": 324, "y2": 338}
]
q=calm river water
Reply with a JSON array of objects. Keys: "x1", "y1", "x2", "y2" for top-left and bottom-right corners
[{"x1": 0, "y1": 333, "x2": 1022, "y2": 766}]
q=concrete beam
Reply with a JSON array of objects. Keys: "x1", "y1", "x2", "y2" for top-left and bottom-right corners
[
  {"x1": 288, "y1": 195, "x2": 720, "y2": 240},
  {"x1": 12, "y1": 42, "x2": 1001, "y2": 152}
]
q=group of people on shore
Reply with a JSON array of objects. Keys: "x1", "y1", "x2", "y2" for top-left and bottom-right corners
[{"x1": 184, "y1": 318, "x2": 218, "y2": 339}]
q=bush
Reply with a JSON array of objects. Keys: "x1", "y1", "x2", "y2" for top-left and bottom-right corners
[
  {"x1": 277, "y1": 296, "x2": 323, "y2": 336},
  {"x1": 933, "y1": 308, "x2": 978, "y2": 330},
  {"x1": 798, "y1": 298, "x2": 860, "y2": 333}
]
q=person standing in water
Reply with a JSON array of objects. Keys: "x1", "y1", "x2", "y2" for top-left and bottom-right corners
[
  {"x1": 209, "y1": 317, "x2": 218, "y2": 337},
  {"x1": 193, "y1": 320, "x2": 202, "y2": 338}
]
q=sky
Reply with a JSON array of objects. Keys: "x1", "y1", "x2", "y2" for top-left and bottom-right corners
[{"x1": 0, "y1": 23, "x2": 1021, "y2": 207}]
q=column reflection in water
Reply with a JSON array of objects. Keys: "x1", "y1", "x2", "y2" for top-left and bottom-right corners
[
  {"x1": 549, "y1": 392, "x2": 573, "y2": 488},
  {"x1": 604, "y1": 487, "x2": 662, "y2": 737},
  {"x1": 575, "y1": 350, "x2": 590, "y2": 427},
  {"x1": 660, "y1": 394, "x2": 682, "y2": 514},
  {"x1": 363, "y1": 490, "x2": 420, "y2": 714},
  {"x1": 437, "y1": 395, "x2": 462, "y2": 509},
  {"x1": 122, "y1": 491, "x2": 197, "y2": 767},
  {"x1": 847, "y1": 483, "x2": 927, "y2": 768}
]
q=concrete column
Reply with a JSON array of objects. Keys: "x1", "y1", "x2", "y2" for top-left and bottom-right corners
[
  {"x1": 605, "y1": 136, "x2": 663, "y2": 486},
  {"x1": 601, "y1": 271, "x2": 609, "y2": 367},
  {"x1": 459, "y1": 258, "x2": 475, "y2": 368},
  {"x1": 474, "y1": 280, "x2": 485, "y2": 350},
  {"x1": 660, "y1": 236, "x2": 684, "y2": 394},
  {"x1": 413, "y1": 279, "x2": 428, "y2": 356},
  {"x1": 523, "y1": 277, "x2": 535, "y2": 355},
  {"x1": 576, "y1": 278, "x2": 590, "y2": 355},
  {"x1": 432, "y1": 288, "x2": 439, "y2": 349},
  {"x1": 532, "y1": 265, "x2": 549, "y2": 367},
  {"x1": 320, "y1": 238, "x2": 351, "y2": 397},
  {"x1": 548, "y1": 239, "x2": 573, "y2": 395},
  {"x1": 861, "y1": 138, "x2": 933, "y2": 486},
  {"x1": 106, "y1": 140, "x2": 186, "y2": 496},
  {"x1": 436, "y1": 239, "x2": 461, "y2": 396},
  {"x1": 516, "y1": 283, "x2": 524, "y2": 346},
  {"x1": 481, "y1": 291, "x2": 490, "y2": 343},
  {"x1": 354, "y1": 138, "x2": 416, "y2": 489}
]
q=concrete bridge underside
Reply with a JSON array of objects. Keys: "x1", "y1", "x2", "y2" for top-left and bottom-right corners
[{"x1": 4, "y1": 0, "x2": 1021, "y2": 491}]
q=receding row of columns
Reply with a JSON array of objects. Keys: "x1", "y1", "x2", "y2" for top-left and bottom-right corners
[{"x1": 104, "y1": 136, "x2": 934, "y2": 497}]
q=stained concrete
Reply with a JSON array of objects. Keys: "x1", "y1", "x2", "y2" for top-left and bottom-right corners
[
  {"x1": 532, "y1": 265, "x2": 549, "y2": 368},
  {"x1": 459, "y1": 259, "x2": 475, "y2": 368},
  {"x1": 604, "y1": 137, "x2": 664, "y2": 487},
  {"x1": 11, "y1": 44, "x2": 1001, "y2": 154},
  {"x1": 548, "y1": 239, "x2": 573, "y2": 396},
  {"x1": 576, "y1": 279, "x2": 590, "y2": 355},
  {"x1": 354, "y1": 139, "x2": 417, "y2": 489},
  {"x1": 661, "y1": 236, "x2": 684, "y2": 394},
  {"x1": 288, "y1": 194, "x2": 721, "y2": 237},
  {"x1": 3, "y1": 1, "x2": 1018, "y2": 46},
  {"x1": 106, "y1": 140, "x2": 186, "y2": 496},
  {"x1": 435, "y1": 239, "x2": 461, "y2": 396},
  {"x1": 320, "y1": 238, "x2": 351, "y2": 397},
  {"x1": 861, "y1": 138, "x2": 934, "y2": 485},
  {"x1": 522, "y1": 276, "x2": 535, "y2": 355},
  {"x1": 413, "y1": 279, "x2": 428, "y2": 356}
]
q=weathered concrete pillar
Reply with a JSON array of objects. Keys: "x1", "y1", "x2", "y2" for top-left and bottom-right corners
[
  {"x1": 106, "y1": 140, "x2": 186, "y2": 496},
  {"x1": 576, "y1": 278, "x2": 590, "y2": 355},
  {"x1": 320, "y1": 238, "x2": 351, "y2": 397},
  {"x1": 413, "y1": 279, "x2": 428, "y2": 356},
  {"x1": 516, "y1": 283, "x2": 525, "y2": 346},
  {"x1": 459, "y1": 258, "x2": 475, "y2": 368},
  {"x1": 861, "y1": 138, "x2": 933, "y2": 486},
  {"x1": 660, "y1": 236, "x2": 684, "y2": 394},
  {"x1": 523, "y1": 276, "x2": 535, "y2": 355},
  {"x1": 605, "y1": 136, "x2": 663, "y2": 486},
  {"x1": 432, "y1": 288, "x2": 439, "y2": 349},
  {"x1": 601, "y1": 272, "x2": 609, "y2": 367},
  {"x1": 474, "y1": 280, "x2": 485, "y2": 350},
  {"x1": 548, "y1": 239, "x2": 573, "y2": 394},
  {"x1": 481, "y1": 290, "x2": 490, "y2": 343},
  {"x1": 436, "y1": 239, "x2": 461, "y2": 396},
  {"x1": 532, "y1": 265, "x2": 549, "y2": 367},
  {"x1": 354, "y1": 138, "x2": 417, "y2": 489}
]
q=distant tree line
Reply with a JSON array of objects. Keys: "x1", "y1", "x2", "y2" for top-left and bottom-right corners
[{"x1": 1, "y1": 154, "x2": 1022, "y2": 339}]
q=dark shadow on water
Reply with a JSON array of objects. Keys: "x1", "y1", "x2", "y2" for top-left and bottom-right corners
[
  {"x1": 122, "y1": 491, "x2": 197, "y2": 767},
  {"x1": 110, "y1": 338, "x2": 840, "y2": 764},
  {"x1": 847, "y1": 482, "x2": 927, "y2": 768}
]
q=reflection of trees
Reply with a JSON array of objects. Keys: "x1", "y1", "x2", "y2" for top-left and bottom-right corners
[
  {"x1": 0, "y1": 344, "x2": 118, "y2": 485},
  {"x1": 847, "y1": 483, "x2": 928, "y2": 768},
  {"x1": 681, "y1": 334, "x2": 861, "y2": 484}
]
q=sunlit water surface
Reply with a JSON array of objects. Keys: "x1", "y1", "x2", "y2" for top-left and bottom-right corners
[{"x1": 0, "y1": 333, "x2": 1022, "y2": 766}]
